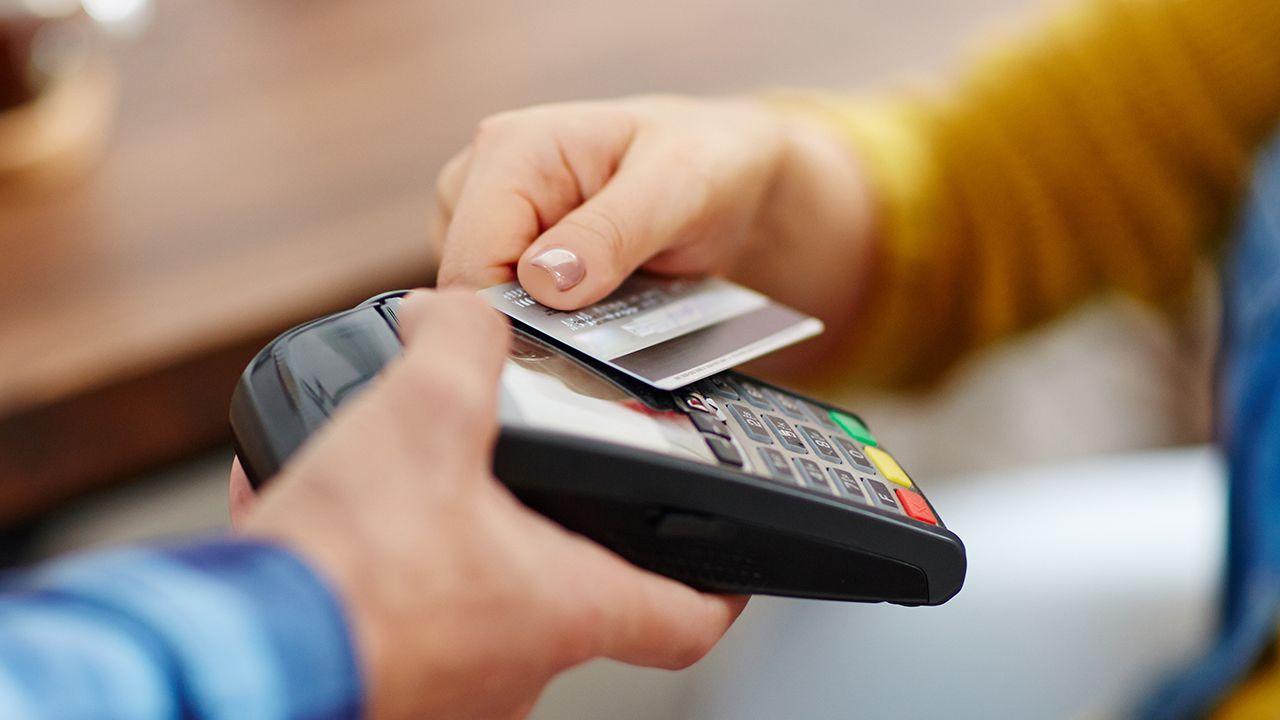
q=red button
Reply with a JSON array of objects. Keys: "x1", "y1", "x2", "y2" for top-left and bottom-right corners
[{"x1": 895, "y1": 489, "x2": 937, "y2": 525}]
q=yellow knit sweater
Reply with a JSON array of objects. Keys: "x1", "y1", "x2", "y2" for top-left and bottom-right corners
[
  {"x1": 801, "y1": 0, "x2": 1280, "y2": 390},
  {"x1": 802, "y1": 0, "x2": 1280, "y2": 714}
]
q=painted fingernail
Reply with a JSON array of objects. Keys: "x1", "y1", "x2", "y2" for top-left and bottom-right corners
[{"x1": 529, "y1": 248, "x2": 585, "y2": 291}]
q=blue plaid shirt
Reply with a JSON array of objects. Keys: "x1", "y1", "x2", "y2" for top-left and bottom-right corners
[{"x1": 0, "y1": 538, "x2": 362, "y2": 719}]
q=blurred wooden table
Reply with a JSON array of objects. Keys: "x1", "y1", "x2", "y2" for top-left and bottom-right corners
[{"x1": 0, "y1": 0, "x2": 1019, "y2": 526}]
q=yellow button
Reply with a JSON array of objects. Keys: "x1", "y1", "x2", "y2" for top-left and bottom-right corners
[{"x1": 864, "y1": 446, "x2": 912, "y2": 488}]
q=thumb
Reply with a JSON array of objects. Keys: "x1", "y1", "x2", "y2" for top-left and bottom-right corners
[{"x1": 516, "y1": 149, "x2": 697, "y2": 309}]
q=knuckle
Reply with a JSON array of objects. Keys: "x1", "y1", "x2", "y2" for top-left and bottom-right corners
[
  {"x1": 564, "y1": 210, "x2": 628, "y2": 273},
  {"x1": 474, "y1": 110, "x2": 524, "y2": 143},
  {"x1": 433, "y1": 263, "x2": 462, "y2": 288}
]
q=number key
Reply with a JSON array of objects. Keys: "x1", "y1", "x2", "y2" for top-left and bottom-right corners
[
  {"x1": 704, "y1": 435, "x2": 744, "y2": 466},
  {"x1": 828, "y1": 467, "x2": 869, "y2": 504},
  {"x1": 756, "y1": 447, "x2": 794, "y2": 482},
  {"x1": 798, "y1": 426, "x2": 842, "y2": 464},
  {"x1": 732, "y1": 379, "x2": 774, "y2": 410},
  {"x1": 728, "y1": 404, "x2": 773, "y2": 444},
  {"x1": 704, "y1": 375, "x2": 741, "y2": 400},
  {"x1": 807, "y1": 402, "x2": 843, "y2": 431},
  {"x1": 833, "y1": 436, "x2": 875, "y2": 471},
  {"x1": 792, "y1": 457, "x2": 832, "y2": 493},
  {"x1": 689, "y1": 411, "x2": 730, "y2": 437},
  {"x1": 763, "y1": 414, "x2": 808, "y2": 453},
  {"x1": 766, "y1": 389, "x2": 810, "y2": 421}
]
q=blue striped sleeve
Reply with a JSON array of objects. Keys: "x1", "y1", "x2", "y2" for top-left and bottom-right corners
[{"x1": 0, "y1": 537, "x2": 362, "y2": 720}]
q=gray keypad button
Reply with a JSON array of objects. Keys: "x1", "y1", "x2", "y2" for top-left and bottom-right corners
[
  {"x1": 833, "y1": 435, "x2": 875, "y2": 471},
  {"x1": 704, "y1": 436, "x2": 743, "y2": 466},
  {"x1": 798, "y1": 426, "x2": 842, "y2": 464},
  {"x1": 732, "y1": 379, "x2": 774, "y2": 410},
  {"x1": 806, "y1": 402, "x2": 842, "y2": 431},
  {"x1": 792, "y1": 457, "x2": 832, "y2": 493},
  {"x1": 757, "y1": 447, "x2": 794, "y2": 482},
  {"x1": 827, "y1": 467, "x2": 868, "y2": 504},
  {"x1": 766, "y1": 389, "x2": 810, "y2": 421},
  {"x1": 864, "y1": 478, "x2": 901, "y2": 511},
  {"x1": 728, "y1": 404, "x2": 773, "y2": 444},
  {"x1": 689, "y1": 411, "x2": 730, "y2": 437},
  {"x1": 763, "y1": 414, "x2": 808, "y2": 453},
  {"x1": 704, "y1": 375, "x2": 740, "y2": 400}
]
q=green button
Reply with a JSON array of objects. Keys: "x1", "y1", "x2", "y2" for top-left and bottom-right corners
[{"x1": 829, "y1": 410, "x2": 877, "y2": 446}]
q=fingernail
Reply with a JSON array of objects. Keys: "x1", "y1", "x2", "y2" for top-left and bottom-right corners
[{"x1": 529, "y1": 248, "x2": 585, "y2": 291}]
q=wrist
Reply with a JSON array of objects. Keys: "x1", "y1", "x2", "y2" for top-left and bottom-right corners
[
  {"x1": 242, "y1": 491, "x2": 394, "y2": 716},
  {"x1": 730, "y1": 100, "x2": 880, "y2": 370},
  {"x1": 770, "y1": 104, "x2": 878, "y2": 257}
]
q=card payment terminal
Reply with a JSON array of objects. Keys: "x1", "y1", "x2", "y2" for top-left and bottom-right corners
[{"x1": 230, "y1": 291, "x2": 966, "y2": 605}]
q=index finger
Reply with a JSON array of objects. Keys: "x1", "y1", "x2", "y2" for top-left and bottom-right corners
[{"x1": 436, "y1": 122, "x2": 582, "y2": 290}]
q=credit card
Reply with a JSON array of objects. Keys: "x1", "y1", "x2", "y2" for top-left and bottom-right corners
[{"x1": 478, "y1": 275, "x2": 824, "y2": 390}]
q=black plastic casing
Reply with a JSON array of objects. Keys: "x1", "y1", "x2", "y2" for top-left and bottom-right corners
[{"x1": 231, "y1": 292, "x2": 966, "y2": 605}]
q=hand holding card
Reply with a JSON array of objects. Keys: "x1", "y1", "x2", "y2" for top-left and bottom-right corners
[{"x1": 478, "y1": 275, "x2": 824, "y2": 390}]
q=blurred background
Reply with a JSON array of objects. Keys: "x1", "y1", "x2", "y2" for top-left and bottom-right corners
[{"x1": 0, "y1": 1, "x2": 1223, "y2": 718}]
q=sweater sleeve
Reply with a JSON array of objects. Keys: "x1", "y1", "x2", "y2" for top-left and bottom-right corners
[{"x1": 785, "y1": 0, "x2": 1280, "y2": 387}]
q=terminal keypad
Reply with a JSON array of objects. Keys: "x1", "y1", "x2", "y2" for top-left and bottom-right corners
[
  {"x1": 728, "y1": 403, "x2": 773, "y2": 444},
  {"x1": 798, "y1": 425, "x2": 842, "y2": 464},
  {"x1": 679, "y1": 372, "x2": 933, "y2": 525}
]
